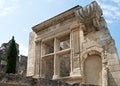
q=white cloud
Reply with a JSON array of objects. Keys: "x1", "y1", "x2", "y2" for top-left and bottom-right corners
[
  {"x1": 0, "y1": 0, "x2": 19, "y2": 16},
  {"x1": 11, "y1": 0, "x2": 19, "y2": 3},
  {"x1": 97, "y1": 0, "x2": 120, "y2": 23},
  {"x1": 0, "y1": 0, "x2": 4, "y2": 4},
  {"x1": 23, "y1": 29, "x2": 27, "y2": 32},
  {"x1": 19, "y1": 44, "x2": 28, "y2": 56},
  {"x1": 112, "y1": 0, "x2": 120, "y2": 6},
  {"x1": 0, "y1": 0, "x2": 5, "y2": 8},
  {"x1": 106, "y1": 19, "x2": 113, "y2": 24},
  {"x1": 0, "y1": 6, "x2": 15, "y2": 16}
]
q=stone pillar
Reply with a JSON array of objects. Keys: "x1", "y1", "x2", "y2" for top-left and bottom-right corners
[
  {"x1": 40, "y1": 42, "x2": 43, "y2": 78},
  {"x1": 53, "y1": 54, "x2": 60, "y2": 79},
  {"x1": 79, "y1": 24, "x2": 84, "y2": 51},
  {"x1": 70, "y1": 32, "x2": 73, "y2": 74},
  {"x1": 79, "y1": 23, "x2": 85, "y2": 76},
  {"x1": 102, "y1": 63, "x2": 108, "y2": 86},
  {"x1": 34, "y1": 41, "x2": 41, "y2": 78},
  {"x1": 102, "y1": 58, "x2": 108, "y2": 86},
  {"x1": 40, "y1": 42, "x2": 46, "y2": 78},
  {"x1": 53, "y1": 38, "x2": 60, "y2": 79},
  {"x1": 70, "y1": 28, "x2": 81, "y2": 77},
  {"x1": 41, "y1": 59, "x2": 46, "y2": 78},
  {"x1": 27, "y1": 32, "x2": 35, "y2": 76}
]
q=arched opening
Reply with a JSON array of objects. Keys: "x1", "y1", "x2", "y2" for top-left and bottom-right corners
[{"x1": 84, "y1": 54, "x2": 102, "y2": 85}]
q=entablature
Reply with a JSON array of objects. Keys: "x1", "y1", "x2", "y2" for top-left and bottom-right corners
[
  {"x1": 32, "y1": 5, "x2": 80, "y2": 33},
  {"x1": 33, "y1": 1, "x2": 103, "y2": 39},
  {"x1": 33, "y1": 1, "x2": 105, "y2": 49}
]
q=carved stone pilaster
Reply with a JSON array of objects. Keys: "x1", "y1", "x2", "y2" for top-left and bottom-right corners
[
  {"x1": 102, "y1": 61, "x2": 108, "y2": 86},
  {"x1": 70, "y1": 28, "x2": 81, "y2": 77},
  {"x1": 34, "y1": 41, "x2": 41, "y2": 78},
  {"x1": 102, "y1": 47, "x2": 108, "y2": 86}
]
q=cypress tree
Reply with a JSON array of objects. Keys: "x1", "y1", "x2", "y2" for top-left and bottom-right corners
[{"x1": 6, "y1": 36, "x2": 18, "y2": 74}]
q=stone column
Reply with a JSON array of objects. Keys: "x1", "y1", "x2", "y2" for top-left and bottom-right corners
[
  {"x1": 40, "y1": 42, "x2": 46, "y2": 78},
  {"x1": 39, "y1": 42, "x2": 43, "y2": 78},
  {"x1": 53, "y1": 54, "x2": 60, "y2": 79},
  {"x1": 102, "y1": 52, "x2": 108, "y2": 86},
  {"x1": 70, "y1": 32, "x2": 73, "y2": 74},
  {"x1": 102, "y1": 62, "x2": 108, "y2": 86},
  {"x1": 70, "y1": 28, "x2": 81, "y2": 77},
  {"x1": 79, "y1": 23, "x2": 85, "y2": 76},
  {"x1": 34, "y1": 41, "x2": 41, "y2": 78},
  {"x1": 53, "y1": 38, "x2": 60, "y2": 79},
  {"x1": 79, "y1": 24, "x2": 84, "y2": 51},
  {"x1": 41, "y1": 59, "x2": 46, "y2": 78}
]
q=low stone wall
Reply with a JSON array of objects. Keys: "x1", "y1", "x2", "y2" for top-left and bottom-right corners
[{"x1": 0, "y1": 73, "x2": 99, "y2": 86}]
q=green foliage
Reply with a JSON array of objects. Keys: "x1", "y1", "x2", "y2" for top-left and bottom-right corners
[{"x1": 6, "y1": 36, "x2": 18, "y2": 74}]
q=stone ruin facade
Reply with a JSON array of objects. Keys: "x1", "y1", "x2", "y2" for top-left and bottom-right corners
[{"x1": 27, "y1": 1, "x2": 120, "y2": 86}]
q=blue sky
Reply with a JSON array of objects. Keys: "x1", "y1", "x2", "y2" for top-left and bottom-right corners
[{"x1": 0, "y1": 0, "x2": 120, "y2": 57}]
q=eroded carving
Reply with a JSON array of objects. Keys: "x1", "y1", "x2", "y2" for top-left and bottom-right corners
[{"x1": 75, "y1": 1, "x2": 102, "y2": 22}]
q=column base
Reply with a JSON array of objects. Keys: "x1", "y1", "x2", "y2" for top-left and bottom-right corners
[
  {"x1": 52, "y1": 75, "x2": 60, "y2": 79},
  {"x1": 70, "y1": 68, "x2": 82, "y2": 77}
]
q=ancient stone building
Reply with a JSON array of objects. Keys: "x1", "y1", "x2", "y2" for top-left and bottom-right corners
[
  {"x1": 0, "y1": 42, "x2": 28, "y2": 75},
  {"x1": 0, "y1": 42, "x2": 19, "y2": 59},
  {"x1": 17, "y1": 55, "x2": 27, "y2": 76},
  {"x1": 27, "y1": 1, "x2": 120, "y2": 86},
  {"x1": 0, "y1": 42, "x2": 19, "y2": 73}
]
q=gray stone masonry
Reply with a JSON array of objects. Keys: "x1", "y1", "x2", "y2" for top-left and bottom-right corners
[{"x1": 0, "y1": 73, "x2": 99, "y2": 86}]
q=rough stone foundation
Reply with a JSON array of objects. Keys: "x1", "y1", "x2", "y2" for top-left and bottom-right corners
[{"x1": 0, "y1": 73, "x2": 99, "y2": 86}]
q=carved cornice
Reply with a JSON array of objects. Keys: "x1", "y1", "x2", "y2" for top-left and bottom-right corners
[
  {"x1": 76, "y1": 1, "x2": 102, "y2": 22},
  {"x1": 76, "y1": 1, "x2": 103, "y2": 31},
  {"x1": 33, "y1": 1, "x2": 103, "y2": 33},
  {"x1": 33, "y1": 6, "x2": 80, "y2": 33}
]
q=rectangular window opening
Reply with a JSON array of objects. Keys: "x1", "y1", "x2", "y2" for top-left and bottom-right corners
[
  {"x1": 42, "y1": 39, "x2": 54, "y2": 55},
  {"x1": 59, "y1": 53, "x2": 70, "y2": 77},
  {"x1": 57, "y1": 34, "x2": 70, "y2": 51}
]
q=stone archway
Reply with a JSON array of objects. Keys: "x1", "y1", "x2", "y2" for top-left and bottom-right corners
[{"x1": 84, "y1": 54, "x2": 102, "y2": 85}]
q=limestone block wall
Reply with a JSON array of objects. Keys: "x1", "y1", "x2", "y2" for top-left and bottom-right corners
[
  {"x1": 27, "y1": 32, "x2": 36, "y2": 76},
  {"x1": 82, "y1": 17, "x2": 120, "y2": 86},
  {"x1": 18, "y1": 55, "x2": 27, "y2": 76}
]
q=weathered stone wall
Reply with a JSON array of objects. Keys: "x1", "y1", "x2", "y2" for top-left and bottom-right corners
[
  {"x1": 0, "y1": 42, "x2": 19, "y2": 59},
  {"x1": 18, "y1": 55, "x2": 27, "y2": 76},
  {"x1": 0, "y1": 73, "x2": 99, "y2": 86},
  {"x1": 82, "y1": 17, "x2": 120, "y2": 86},
  {"x1": 0, "y1": 42, "x2": 19, "y2": 73},
  {"x1": 27, "y1": 32, "x2": 36, "y2": 76}
]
